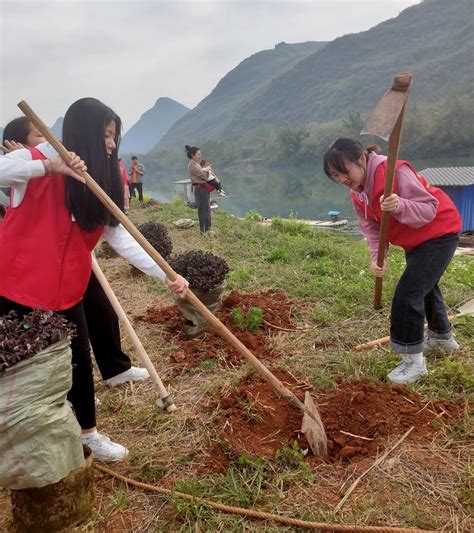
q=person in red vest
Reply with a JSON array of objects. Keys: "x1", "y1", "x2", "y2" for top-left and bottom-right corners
[
  {"x1": 323, "y1": 138, "x2": 462, "y2": 384},
  {"x1": 1, "y1": 116, "x2": 152, "y2": 390},
  {"x1": 118, "y1": 157, "x2": 130, "y2": 212},
  {"x1": 0, "y1": 98, "x2": 188, "y2": 462}
]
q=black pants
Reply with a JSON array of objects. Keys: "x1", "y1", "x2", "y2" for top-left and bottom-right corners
[
  {"x1": 129, "y1": 182, "x2": 143, "y2": 202},
  {"x1": 390, "y1": 233, "x2": 459, "y2": 354},
  {"x1": 0, "y1": 296, "x2": 96, "y2": 430},
  {"x1": 194, "y1": 185, "x2": 211, "y2": 234},
  {"x1": 83, "y1": 272, "x2": 131, "y2": 380},
  {"x1": 207, "y1": 178, "x2": 222, "y2": 192}
]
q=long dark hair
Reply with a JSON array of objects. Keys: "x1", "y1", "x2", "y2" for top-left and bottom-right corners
[
  {"x1": 3, "y1": 117, "x2": 30, "y2": 145},
  {"x1": 62, "y1": 98, "x2": 124, "y2": 231},
  {"x1": 323, "y1": 138, "x2": 379, "y2": 180},
  {"x1": 185, "y1": 145, "x2": 200, "y2": 159}
]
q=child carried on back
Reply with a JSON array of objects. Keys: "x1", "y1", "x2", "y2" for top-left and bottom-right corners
[{"x1": 200, "y1": 160, "x2": 226, "y2": 196}]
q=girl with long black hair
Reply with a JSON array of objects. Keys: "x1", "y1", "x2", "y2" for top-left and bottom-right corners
[{"x1": 0, "y1": 98, "x2": 188, "y2": 461}]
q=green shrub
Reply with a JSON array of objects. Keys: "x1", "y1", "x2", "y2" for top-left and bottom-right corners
[
  {"x1": 231, "y1": 306, "x2": 264, "y2": 332},
  {"x1": 244, "y1": 210, "x2": 262, "y2": 221},
  {"x1": 271, "y1": 216, "x2": 311, "y2": 236},
  {"x1": 264, "y1": 248, "x2": 288, "y2": 263},
  {"x1": 247, "y1": 307, "x2": 263, "y2": 332}
]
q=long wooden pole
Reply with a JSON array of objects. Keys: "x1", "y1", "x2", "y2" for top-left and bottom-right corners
[
  {"x1": 354, "y1": 312, "x2": 466, "y2": 351},
  {"x1": 18, "y1": 101, "x2": 327, "y2": 449},
  {"x1": 373, "y1": 101, "x2": 408, "y2": 310},
  {"x1": 91, "y1": 256, "x2": 176, "y2": 412}
]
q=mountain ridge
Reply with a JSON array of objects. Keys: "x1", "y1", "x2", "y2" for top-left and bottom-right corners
[{"x1": 121, "y1": 97, "x2": 189, "y2": 154}]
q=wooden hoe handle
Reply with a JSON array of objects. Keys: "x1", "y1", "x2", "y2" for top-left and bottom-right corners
[
  {"x1": 18, "y1": 101, "x2": 314, "y2": 422},
  {"x1": 373, "y1": 105, "x2": 407, "y2": 309},
  {"x1": 91, "y1": 257, "x2": 176, "y2": 411}
]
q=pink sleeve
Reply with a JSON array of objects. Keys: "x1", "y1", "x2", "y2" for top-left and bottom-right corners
[
  {"x1": 392, "y1": 165, "x2": 438, "y2": 228},
  {"x1": 353, "y1": 203, "x2": 387, "y2": 262}
]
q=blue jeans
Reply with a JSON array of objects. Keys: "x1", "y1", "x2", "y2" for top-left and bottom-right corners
[{"x1": 390, "y1": 233, "x2": 459, "y2": 354}]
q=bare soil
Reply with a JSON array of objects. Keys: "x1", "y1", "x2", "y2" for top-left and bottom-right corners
[
  {"x1": 215, "y1": 371, "x2": 463, "y2": 463},
  {"x1": 141, "y1": 289, "x2": 295, "y2": 369}
]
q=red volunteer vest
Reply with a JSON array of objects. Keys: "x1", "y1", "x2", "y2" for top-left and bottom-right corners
[
  {"x1": 351, "y1": 160, "x2": 461, "y2": 251},
  {"x1": 0, "y1": 148, "x2": 103, "y2": 310}
]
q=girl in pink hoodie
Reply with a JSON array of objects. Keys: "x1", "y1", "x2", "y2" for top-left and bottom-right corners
[{"x1": 323, "y1": 138, "x2": 462, "y2": 384}]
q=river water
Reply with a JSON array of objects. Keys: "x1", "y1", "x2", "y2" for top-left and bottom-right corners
[{"x1": 147, "y1": 157, "x2": 473, "y2": 227}]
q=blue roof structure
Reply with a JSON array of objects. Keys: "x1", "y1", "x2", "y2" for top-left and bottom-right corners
[
  {"x1": 421, "y1": 167, "x2": 473, "y2": 187},
  {"x1": 421, "y1": 167, "x2": 474, "y2": 232}
]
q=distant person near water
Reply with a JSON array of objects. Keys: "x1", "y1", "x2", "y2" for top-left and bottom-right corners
[
  {"x1": 323, "y1": 138, "x2": 462, "y2": 385},
  {"x1": 129, "y1": 155, "x2": 145, "y2": 202},
  {"x1": 185, "y1": 145, "x2": 211, "y2": 234}
]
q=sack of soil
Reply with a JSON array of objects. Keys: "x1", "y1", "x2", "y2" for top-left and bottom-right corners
[
  {"x1": 0, "y1": 311, "x2": 85, "y2": 490},
  {"x1": 170, "y1": 250, "x2": 229, "y2": 337}
]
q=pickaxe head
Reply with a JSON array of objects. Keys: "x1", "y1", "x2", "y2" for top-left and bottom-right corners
[{"x1": 361, "y1": 72, "x2": 412, "y2": 141}]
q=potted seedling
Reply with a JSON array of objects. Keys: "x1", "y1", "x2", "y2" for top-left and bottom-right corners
[
  {"x1": 127, "y1": 221, "x2": 173, "y2": 275},
  {"x1": 0, "y1": 310, "x2": 94, "y2": 532},
  {"x1": 169, "y1": 250, "x2": 229, "y2": 337}
]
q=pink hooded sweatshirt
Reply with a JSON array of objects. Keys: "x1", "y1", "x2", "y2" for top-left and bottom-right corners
[{"x1": 351, "y1": 153, "x2": 439, "y2": 261}]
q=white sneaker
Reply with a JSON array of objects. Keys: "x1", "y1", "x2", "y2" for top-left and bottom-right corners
[
  {"x1": 424, "y1": 333, "x2": 460, "y2": 354},
  {"x1": 81, "y1": 432, "x2": 129, "y2": 462},
  {"x1": 105, "y1": 366, "x2": 150, "y2": 387},
  {"x1": 387, "y1": 356, "x2": 427, "y2": 384},
  {"x1": 217, "y1": 190, "x2": 226, "y2": 197}
]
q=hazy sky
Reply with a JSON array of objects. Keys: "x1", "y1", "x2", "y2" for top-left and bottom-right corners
[{"x1": 0, "y1": 0, "x2": 421, "y2": 132}]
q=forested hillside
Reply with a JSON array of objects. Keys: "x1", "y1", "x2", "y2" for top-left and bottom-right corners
[
  {"x1": 146, "y1": 0, "x2": 473, "y2": 173},
  {"x1": 159, "y1": 41, "x2": 326, "y2": 147},
  {"x1": 229, "y1": 0, "x2": 473, "y2": 136}
]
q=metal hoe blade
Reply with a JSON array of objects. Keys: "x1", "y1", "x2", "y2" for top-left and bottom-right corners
[
  {"x1": 457, "y1": 298, "x2": 474, "y2": 317},
  {"x1": 361, "y1": 72, "x2": 412, "y2": 141},
  {"x1": 301, "y1": 392, "x2": 328, "y2": 459}
]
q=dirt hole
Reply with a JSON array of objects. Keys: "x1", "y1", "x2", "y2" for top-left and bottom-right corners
[{"x1": 215, "y1": 370, "x2": 462, "y2": 463}]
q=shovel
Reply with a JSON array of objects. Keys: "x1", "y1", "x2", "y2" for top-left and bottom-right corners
[
  {"x1": 360, "y1": 72, "x2": 412, "y2": 310},
  {"x1": 91, "y1": 256, "x2": 176, "y2": 412},
  {"x1": 354, "y1": 297, "x2": 474, "y2": 351},
  {"x1": 19, "y1": 101, "x2": 328, "y2": 459}
]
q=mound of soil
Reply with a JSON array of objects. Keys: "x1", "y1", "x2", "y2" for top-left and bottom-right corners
[
  {"x1": 141, "y1": 290, "x2": 295, "y2": 368},
  {"x1": 218, "y1": 368, "x2": 309, "y2": 458},
  {"x1": 216, "y1": 373, "x2": 461, "y2": 463}
]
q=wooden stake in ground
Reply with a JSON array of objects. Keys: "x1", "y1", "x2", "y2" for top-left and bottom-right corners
[
  {"x1": 18, "y1": 100, "x2": 328, "y2": 459},
  {"x1": 360, "y1": 72, "x2": 412, "y2": 310},
  {"x1": 91, "y1": 256, "x2": 176, "y2": 412}
]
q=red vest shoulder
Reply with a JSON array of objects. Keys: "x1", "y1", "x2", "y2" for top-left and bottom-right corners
[
  {"x1": 0, "y1": 147, "x2": 102, "y2": 310},
  {"x1": 351, "y1": 160, "x2": 461, "y2": 251}
]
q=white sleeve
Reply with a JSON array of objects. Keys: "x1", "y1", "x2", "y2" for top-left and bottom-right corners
[
  {"x1": 102, "y1": 223, "x2": 167, "y2": 282},
  {"x1": 0, "y1": 149, "x2": 44, "y2": 187}
]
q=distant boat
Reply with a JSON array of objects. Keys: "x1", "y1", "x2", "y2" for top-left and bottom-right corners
[{"x1": 258, "y1": 217, "x2": 348, "y2": 228}]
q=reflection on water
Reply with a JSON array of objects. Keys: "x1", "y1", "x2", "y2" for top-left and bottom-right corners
[
  {"x1": 147, "y1": 157, "x2": 474, "y2": 233},
  {"x1": 148, "y1": 166, "x2": 354, "y2": 221}
]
